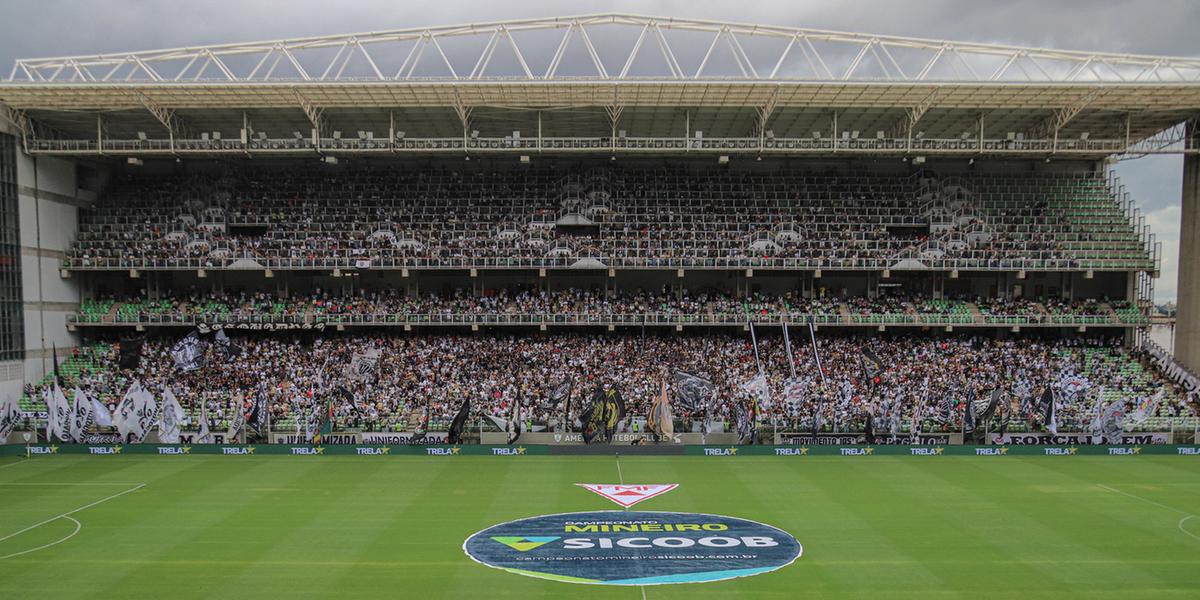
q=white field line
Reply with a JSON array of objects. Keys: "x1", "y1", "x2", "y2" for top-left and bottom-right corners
[
  {"x1": 0, "y1": 482, "x2": 145, "y2": 559},
  {"x1": 1097, "y1": 484, "x2": 1200, "y2": 544},
  {"x1": 0, "y1": 482, "x2": 147, "y2": 486},
  {"x1": 0, "y1": 516, "x2": 81, "y2": 560},
  {"x1": 0, "y1": 459, "x2": 28, "y2": 470},
  {"x1": 614, "y1": 454, "x2": 648, "y2": 600}
]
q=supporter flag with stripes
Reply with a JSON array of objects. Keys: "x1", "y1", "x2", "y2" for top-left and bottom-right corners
[
  {"x1": 963, "y1": 394, "x2": 978, "y2": 434},
  {"x1": 735, "y1": 401, "x2": 756, "y2": 445},
  {"x1": 979, "y1": 388, "x2": 1002, "y2": 423}
]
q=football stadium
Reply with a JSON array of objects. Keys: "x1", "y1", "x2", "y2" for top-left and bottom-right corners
[{"x1": 1, "y1": 9, "x2": 1200, "y2": 599}]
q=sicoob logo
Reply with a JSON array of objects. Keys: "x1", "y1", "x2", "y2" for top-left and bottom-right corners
[{"x1": 463, "y1": 511, "x2": 802, "y2": 585}]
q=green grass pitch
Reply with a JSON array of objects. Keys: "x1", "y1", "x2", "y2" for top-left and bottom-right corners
[{"x1": 1, "y1": 454, "x2": 1198, "y2": 599}]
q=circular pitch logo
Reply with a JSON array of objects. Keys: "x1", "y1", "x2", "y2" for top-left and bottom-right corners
[{"x1": 463, "y1": 511, "x2": 802, "y2": 585}]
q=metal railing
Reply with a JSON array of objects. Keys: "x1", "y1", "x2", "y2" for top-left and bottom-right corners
[
  {"x1": 67, "y1": 311, "x2": 1135, "y2": 328},
  {"x1": 62, "y1": 254, "x2": 1157, "y2": 272}
]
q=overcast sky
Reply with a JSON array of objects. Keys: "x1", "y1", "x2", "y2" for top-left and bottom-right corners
[{"x1": 1, "y1": 0, "x2": 1194, "y2": 302}]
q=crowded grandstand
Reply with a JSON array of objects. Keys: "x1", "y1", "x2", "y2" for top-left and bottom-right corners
[
  {"x1": 1, "y1": 12, "x2": 1198, "y2": 448},
  {"x1": 4, "y1": 9, "x2": 1200, "y2": 599}
]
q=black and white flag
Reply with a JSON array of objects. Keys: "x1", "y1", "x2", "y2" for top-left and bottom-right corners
[
  {"x1": 70, "y1": 387, "x2": 94, "y2": 443},
  {"x1": 171, "y1": 330, "x2": 207, "y2": 372},
  {"x1": 227, "y1": 392, "x2": 246, "y2": 440},
  {"x1": 47, "y1": 382, "x2": 73, "y2": 443},
  {"x1": 740, "y1": 373, "x2": 772, "y2": 410},
  {"x1": 0, "y1": 394, "x2": 21, "y2": 441},
  {"x1": 346, "y1": 348, "x2": 380, "y2": 382},
  {"x1": 673, "y1": 371, "x2": 715, "y2": 412},
  {"x1": 213, "y1": 328, "x2": 236, "y2": 359},
  {"x1": 158, "y1": 387, "x2": 184, "y2": 444},
  {"x1": 197, "y1": 399, "x2": 214, "y2": 444}
]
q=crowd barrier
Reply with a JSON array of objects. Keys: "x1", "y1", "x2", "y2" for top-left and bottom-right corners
[{"x1": 3, "y1": 443, "x2": 1198, "y2": 458}]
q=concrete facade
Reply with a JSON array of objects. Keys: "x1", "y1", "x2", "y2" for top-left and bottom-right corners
[
  {"x1": 1177, "y1": 120, "x2": 1200, "y2": 374},
  {"x1": 0, "y1": 118, "x2": 87, "y2": 400}
]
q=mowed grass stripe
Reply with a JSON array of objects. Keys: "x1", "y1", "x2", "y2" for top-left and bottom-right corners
[{"x1": 0, "y1": 455, "x2": 1198, "y2": 600}]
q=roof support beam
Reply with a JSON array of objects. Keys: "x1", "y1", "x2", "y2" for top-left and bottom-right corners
[
  {"x1": 753, "y1": 87, "x2": 781, "y2": 151},
  {"x1": 1030, "y1": 88, "x2": 1103, "y2": 144},
  {"x1": 605, "y1": 105, "x2": 623, "y2": 154},
  {"x1": 293, "y1": 89, "x2": 326, "y2": 141},
  {"x1": 0, "y1": 103, "x2": 31, "y2": 152},
  {"x1": 891, "y1": 88, "x2": 942, "y2": 151},
  {"x1": 0, "y1": 102, "x2": 30, "y2": 137},
  {"x1": 131, "y1": 90, "x2": 190, "y2": 145}
]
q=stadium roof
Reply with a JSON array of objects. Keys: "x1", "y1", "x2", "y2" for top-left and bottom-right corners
[{"x1": 1, "y1": 13, "x2": 1198, "y2": 158}]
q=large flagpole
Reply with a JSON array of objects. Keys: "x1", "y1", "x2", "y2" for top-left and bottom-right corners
[
  {"x1": 746, "y1": 312, "x2": 766, "y2": 437},
  {"x1": 781, "y1": 318, "x2": 797, "y2": 379}
]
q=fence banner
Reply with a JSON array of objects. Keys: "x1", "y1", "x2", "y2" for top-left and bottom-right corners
[
  {"x1": 2, "y1": 443, "x2": 1197, "y2": 457},
  {"x1": 361, "y1": 431, "x2": 449, "y2": 445},
  {"x1": 987, "y1": 432, "x2": 1171, "y2": 445},
  {"x1": 775, "y1": 432, "x2": 957, "y2": 445}
]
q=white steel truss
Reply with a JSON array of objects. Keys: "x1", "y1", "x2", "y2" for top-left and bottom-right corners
[{"x1": 7, "y1": 13, "x2": 1200, "y2": 84}]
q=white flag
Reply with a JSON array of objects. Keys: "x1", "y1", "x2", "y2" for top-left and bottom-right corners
[
  {"x1": 115, "y1": 382, "x2": 147, "y2": 443},
  {"x1": 91, "y1": 397, "x2": 113, "y2": 428},
  {"x1": 740, "y1": 373, "x2": 772, "y2": 410},
  {"x1": 42, "y1": 387, "x2": 59, "y2": 441},
  {"x1": 49, "y1": 382, "x2": 73, "y2": 443},
  {"x1": 158, "y1": 388, "x2": 185, "y2": 444},
  {"x1": 227, "y1": 392, "x2": 245, "y2": 440},
  {"x1": 70, "y1": 387, "x2": 94, "y2": 443},
  {"x1": 133, "y1": 385, "x2": 158, "y2": 442},
  {"x1": 197, "y1": 399, "x2": 214, "y2": 444},
  {"x1": 346, "y1": 348, "x2": 380, "y2": 382},
  {"x1": 0, "y1": 394, "x2": 21, "y2": 441}
]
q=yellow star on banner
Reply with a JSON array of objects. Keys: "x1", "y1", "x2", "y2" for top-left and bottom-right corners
[
  {"x1": 112, "y1": 446, "x2": 123, "y2": 454},
  {"x1": 246, "y1": 446, "x2": 256, "y2": 455},
  {"x1": 380, "y1": 447, "x2": 391, "y2": 455},
  {"x1": 800, "y1": 447, "x2": 809, "y2": 455},
  {"x1": 181, "y1": 446, "x2": 191, "y2": 454},
  {"x1": 864, "y1": 447, "x2": 875, "y2": 455}
]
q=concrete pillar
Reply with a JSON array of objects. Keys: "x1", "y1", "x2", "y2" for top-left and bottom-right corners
[{"x1": 1176, "y1": 121, "x2": 1200, "y2": 371}]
